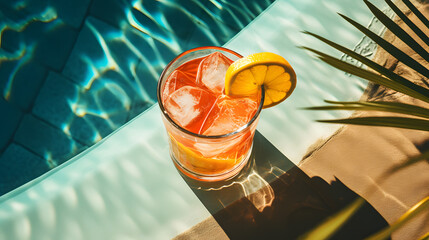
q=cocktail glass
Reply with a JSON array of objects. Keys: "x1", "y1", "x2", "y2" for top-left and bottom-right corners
[{"x1": 157, "y1": 46, "x2": 264, "y2": 181}]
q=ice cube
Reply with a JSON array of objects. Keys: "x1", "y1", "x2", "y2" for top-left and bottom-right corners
[
  {"x1": 164, "y1": 86, "x2": 216, "y2": 133},
  {"x1": 162, "y1": 70, "x2": 195, "y2": 101},
  {"x1": 202, "y1": 96, "x2": 258, "y2": 136},
  {"x1": 196, "y1": 52, "x2": 233, "y2": 94}
]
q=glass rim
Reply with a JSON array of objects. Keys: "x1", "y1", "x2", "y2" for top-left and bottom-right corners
[{"x1": 157, "y1": 46, "x2": 265, "y2": 139}]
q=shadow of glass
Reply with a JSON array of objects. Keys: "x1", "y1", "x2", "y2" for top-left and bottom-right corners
[{"x1": 179, "y1": 131, "x2": 388, "y2": 239}]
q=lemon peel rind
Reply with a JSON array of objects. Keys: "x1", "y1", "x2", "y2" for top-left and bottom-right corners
[{"x1": 225, "y1": 52, "x2": 297, "y2": 108}]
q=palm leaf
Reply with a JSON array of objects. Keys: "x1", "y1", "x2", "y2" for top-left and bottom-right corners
[
  {"x1": 305, "y1": 100, "x2": 429, "y2": 119},
  {"x1": 298, "y1": 198, "x2": 365, "y2": 240},
  {"x1": 384, "y1": 150, "x2": 429, "y2": 175},
  {"x1": 364, "y1": 0, "x2": 429, "y2": 63},
  {"x1": 384, "y1": 0, "x2": 429, "y2": 47},
  {"x1": 364, "y1": 196, "x2": 429, "y2": 240},
  {"x1": 338, "y1": 13, "x2": 429, "y2": 79},
  {"x1": 301, "y1": 32, "x2": 429, "y2": 102},
  {"x1": 317, "y1": 116, "x2": 429, "y2": 131},
  {"x1": 418, "y1": 231, "x2": 429, "y2": 240},
  {"x1": 301, "y1": 46, "x2": 429, "y2": 103},
  {"x1": 301, "y1": 0, "x2": 429, "y2": 238},
  {"x1": 402, "y1": 0, "x2": 429, "y2": 30}
]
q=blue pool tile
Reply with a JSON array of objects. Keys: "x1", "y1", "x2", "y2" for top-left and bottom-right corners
[
  {"x1": 128, "y1": 7, "x2": 185, "y2": 49},
  {"x1": 123, "y1": 22, "x2": 178, "y2": 69},
  {"x1": 63, "y1": 16, "x2": 170, "y2": 89},
  {"x1": 32, "y1": 71, "x2": 132, "y2": 146},
  {"x1": 213, "y1": 0, "x2": 276, "y2": 32},
  {"x1": 0, "y1": 0, "x2": 88, "y2": 29},
  {"x1": 0, "y1": 143, "x2": 50, "y2": 196},
  {"x1": 33, "y1": 72, "x2": 102, "y2": 146},
  {"x1": 0, "y1": 28, "x2": 23, "y2": 54},
  {"x1": 178, "y1": 2, "x2": 239, "y2": 48},
  {"x1": 89, "y1": 0, "x2": 128, "y2": 28},
  {"x1": 161, "y1": 3, "x2": 199, "y2": 44},
  {"x1": 152, "y1": 39, "x2": 179, "y2": 65},
  {"x1": 32, "y1": 71, "x2": 79, "y2": 128},
  {"x1": 0, "y1": 3, "x2": 42, "y2": 54},
  {"x1": 78, "y1": 69, "x2": 131, "y2": 124},
  {"x1": 218, "y1": 1, "x2": 255, "y2": 31},
  {"x1": 63, "y1": 16, "x2": 158, "y2": 118},
  {"x1": 69, "y1": 87, "x2": 129, "y2": 143},
  {"x1": 89, "y1": 1, "x2": 181, "y2": 63},
  {"x1": 49, "y1": 0, "x2": 91, "y2": 29},
  {"x1": 122, "y1": 26, "x2": 157, "y2": 61},
  {"x1": 13, "y1": 114, "x2": 85, "y2": 165},
  {"x1": 184, "y1": 25, "x2": 222, "y2": 50},
  {"x1": 0, "y1": 1, "x2": 78, "y2": 70},
  {"x1": 0, "y1": 98, "x2": 23, "y2": 153},
  {"x1": 134, "y1": 60, "x2": 159, "y2": 102},
  {"x1": 67, "y1": 116, "x2": 105, "y2": 146},
  {"x1": 0, "y1": 0, "x2": 49, "y2": 17},
  {"x1": 24, "y1": 21, "x2": 78, "y2": 71},
  {"x1": 127, "y1": 100, "x2": 153, "y2": 121},
  {"x1": 0, "y1": 1, "x2": 29, "y2": 21},
  {"x1": 63, "y1": 16, "x2": 121, "y2": 86},
  {"x1": 106, "y1": 35, "x2": 143, "y2": 80},
  {"x1": 0, "y1": 58, "x2": 48, "y2": 111}
]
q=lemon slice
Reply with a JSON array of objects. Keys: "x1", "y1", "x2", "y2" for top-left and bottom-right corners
[
  {"x1": 225, "y1": 52, "x2": 297, "y2": 108},
  {"x1": 168, "y1": 133, "x2": 239, "y2": 175}
]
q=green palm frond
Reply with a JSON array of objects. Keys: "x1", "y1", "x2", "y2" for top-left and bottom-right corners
[
  {"x1": 298, "y1": 198, "x2": 365, "y2": 240},
  {"x1": 300, "y1": 32, "x2": 429, "y2": 102},
  {"x1": 301, "y1": 46, "x2": 429, "y2": 103},
  {"x1": 364, "y1": 196, "x2": 429, "y2": 240},
  {"x1": 302, "y1": 0, "x2": 429, "y2": 149},
  {"x1": 338, "y1": 12, "x2": 429, "y2": 79},
  {"x1": 317, "y1": 116, "x2": 429, "y2": 131},
  {"x1": 384, "y1": 0, "x2": 429, "y2": 47},
  {"x1": 402, "y1": 0, "x2": 429, "y2": 29},
  {"x1": 364, "y1": 0, "x2": 429, "y2": 63},
  {"x1": 306, "y1": 100, "x2": 429, "y2": 119},
  {"x1": 300, "y1": 0, "x2": 429, "y2": 238},
  {"x1": 384, "y1": 150, "x2": 429, "y2": 175},
  {"x1": 418, "y1": 231, "x2": 429, "y2": 240}
]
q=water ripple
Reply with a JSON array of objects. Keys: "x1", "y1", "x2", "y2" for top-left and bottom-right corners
[{"x1": 0, "y1": 0, "x2": 275, "y2": 195}]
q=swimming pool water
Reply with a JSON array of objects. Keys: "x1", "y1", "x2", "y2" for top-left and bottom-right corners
[{"x1": 0, "y1": 0, "x2": 275, "y2": 196}]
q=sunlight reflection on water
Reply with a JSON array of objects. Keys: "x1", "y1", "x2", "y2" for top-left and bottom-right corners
[{"x1": 0, "y1": 0, "x2": 275, "y2": 194}]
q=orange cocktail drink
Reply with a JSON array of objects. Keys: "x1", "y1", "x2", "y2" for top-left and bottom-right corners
[{"x1": 157, "y1": 46, "x2": 264, "y2": 181}]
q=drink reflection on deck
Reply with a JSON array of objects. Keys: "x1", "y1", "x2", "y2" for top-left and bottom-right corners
[{"x1": 180, "y1": 131, "x2": 388, "y2": 239}]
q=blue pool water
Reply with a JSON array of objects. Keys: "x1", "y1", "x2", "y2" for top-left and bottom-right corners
[{"x1": 0, "y1": 0, "x2": 275, "y2": 196}]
